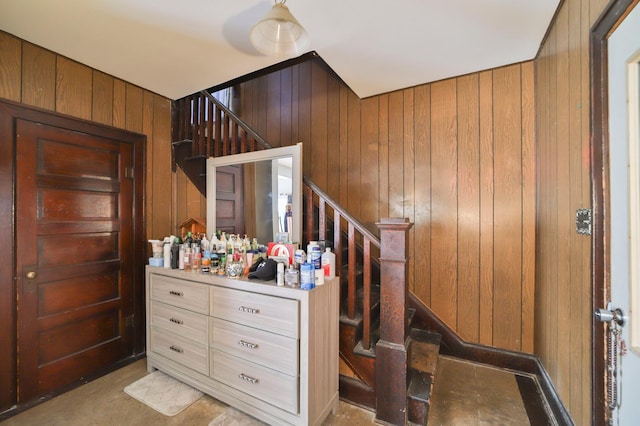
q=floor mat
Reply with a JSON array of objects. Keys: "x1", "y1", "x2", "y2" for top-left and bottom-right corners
[
  {"x1": 124, "y1": 370, "x2": 203, "y2": 416},
  {"x1": 208, "y1": 406, "x2": 266, "y2": 426}
]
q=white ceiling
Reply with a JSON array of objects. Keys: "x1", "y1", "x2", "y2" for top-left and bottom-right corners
[{"x1": 0, "y1": 0, "x2": 559, "y2": 100}]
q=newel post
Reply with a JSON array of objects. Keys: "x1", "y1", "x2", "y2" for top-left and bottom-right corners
[{"x1": 375, "y1": 218, "x2": 414, "y2": 425}]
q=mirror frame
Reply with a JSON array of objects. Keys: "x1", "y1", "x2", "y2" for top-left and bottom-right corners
[{"x1": 206, "y1": 143, "x2": 302, "y2": 243}]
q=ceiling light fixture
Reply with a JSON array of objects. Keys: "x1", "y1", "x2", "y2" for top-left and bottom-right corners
[{"x1": 250, "y1": 0, "x2": 310, "y2": 58}]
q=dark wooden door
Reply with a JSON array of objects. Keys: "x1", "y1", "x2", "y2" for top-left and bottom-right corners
[
  {"x1": 15, "y1": 119, "x2": 135, "y2": 401},
  {"x1": 216, "y1": 165, "x2": 245, "y2": 235}
]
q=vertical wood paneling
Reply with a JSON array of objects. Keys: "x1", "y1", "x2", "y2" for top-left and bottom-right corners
[
  {"x1": 403, "y1": 89, "x2": 416, "y2": 293},
  {"x1": 478, "y1": 70, "x2": 495, "y2": 346},
  {"x1": 112, "y1": 80, "x2": 126, "y2": 129},
  {"x1": 555, "y1": 5, "x2": 572, "y2": 397},
  {"x1": 56, "y1": 57, "x2": 92, "y2": 120},
  {"x1": 414, "y1": 86, "x2": 431, "y2": 303},
  {"x1": 298, "y1": 62, "x2": 311, "y2": 177},
  {"x1": 21, "y1": 43, "x2": 56, "y2": 110},
  {"x1": 378, "y1": 94, "x2": 390, "y2": 222},
  {"x1": 429, "y1": 79, "x2": 458, "y2": 328},
  {"x1": 92, "y1": 71, "x2": 114, "y2": 125},
  {"x1": 327, "y1": 76, "x2": 341, "y2": 200},
  {"x1": 347, "y1": 89, "x2": 361, "y2": 217},
  {"x1": 568, "y1": 0, "x2": 585, "y2": 421},
  {"x1": 267, "y1": 71, "x2": 281, "y2": 145},
  {"x1": 535, "y1": 0, "x2": 609, "y2": 420},
  {"x1": 310, "y1": 62, "x2": 328, "y2": 189},
  {"x1": 520, "y1": 61, "x2": 536, "y2": 355},
  {"x1": 125, "y1": 84, "x2": 144, "y2": 133},
  {"x1": 0, "y1": 32, "x2": 22, "y2": 102},
  {"x1": 456, "y1": 74, "x2": 481, "y2": 342},
  {"x1": 280, "y1": 67, "x2": 293, "y2": 147},
  {"x1": 360, "y1": 97, "x2": 379, "y2": 230},
  {"x1": 339, "y1": 85, "x2": 349, "y2": 208},
  {"x1": 387, "y1": 91, "x2": 404, "y2": 220},
  {"x1": 492, "y1": 65, "x2": 523, "y2": 351}
]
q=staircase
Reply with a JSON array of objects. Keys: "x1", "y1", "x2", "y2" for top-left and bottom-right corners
[
  {"x1": 171, "y1": 90, "x2": 442, "y2": 424},
  {"x1": 172, "y1": 90, "x2": 272, "y2": 195},
  {"x1": 170, "y1": 89, "x2": 571, "y2": 425}
]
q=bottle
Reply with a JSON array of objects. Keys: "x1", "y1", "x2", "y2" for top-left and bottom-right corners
[
  {"x1": 201, "y1": 250, "x2": 211, "y2": 274},
  {"x1": 300, "y1": 263, "x2": 315, "y2": 290},
  {"x1": 285, "y1": 264, "x2": 299, "y2": 287},
  {"x1": 178, "y1": 244, "x2": 185, "y2": 270},
  {"x1": 276, "y1": 262, "x2": 285, "y2": 286},
  {"x1": 321, "y1": 248, "x2": 336, "y2": 279},
  {"x1": 183, "y1": 245, "x2": 192, "y2": 272},
  {"x1": 163, "y1": 241, "x2": 171, "y2": 268},
  {"x1": 171, "y1": 238, "x2": 180, "y2": 269},
  {"x1": 310, "y1": 245, "x2": 322, "y2": 270}
]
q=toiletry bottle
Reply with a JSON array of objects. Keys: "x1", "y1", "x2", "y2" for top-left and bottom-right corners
[
  {"x1": 163, "y1": 241, "x2": 171, "y2": 268},
  {"x1": 178, "y1": 244, "x2": 185, "y2": 270},
  {"x1": 321, "y1": 248, "x2": 336, "y2": 279}
]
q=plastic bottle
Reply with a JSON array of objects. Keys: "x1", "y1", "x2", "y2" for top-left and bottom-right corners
[
  {"x1": 321, "y1": 248, "x2": 336, "y2": 279},
  {"x1": 163, "y1": 242, "x2": 171, "y2": 268},
  {"x1": 178, "y1": 244, "x2": 185, "y2": 270},
  {"x1": 300, "y1": 263, "x2": 315, "y2": 290},
  {"x1": 310, "y1": 245, "x2": 322, "y2": 270}
]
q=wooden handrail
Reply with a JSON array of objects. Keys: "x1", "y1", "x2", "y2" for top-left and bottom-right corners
[
  {"x1": 200, "y1": 90, "x2": 272, "y2": 151},
  {"x1": 171, "y1": 91, "x2": 271, "y2": 161},
  {"x1": 303, "y1": 175, "x2": 381, "y2": 351}
]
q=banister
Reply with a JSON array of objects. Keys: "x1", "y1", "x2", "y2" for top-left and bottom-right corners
[
  {"x1": 302, "y1": 176, "x2": 380, "y2": 249},
  {"x1": 200, "y1": 90, "x2": 272, "y2": 150}
]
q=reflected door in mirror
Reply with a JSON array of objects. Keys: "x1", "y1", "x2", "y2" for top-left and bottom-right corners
[{"x1": 216, "y1": 165, "x2": 245, "y2": 235}]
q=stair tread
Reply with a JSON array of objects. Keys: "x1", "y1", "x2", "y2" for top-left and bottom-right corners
[{"x1": 410, "y1": 329, "x2": 441, "y2": 375}]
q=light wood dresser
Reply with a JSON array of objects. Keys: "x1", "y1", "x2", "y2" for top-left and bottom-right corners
[{"x1": 145, "y1": 266, "x2": 339, "y2": 425}]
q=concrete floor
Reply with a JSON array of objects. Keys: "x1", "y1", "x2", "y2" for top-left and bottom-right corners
[
  {"x1": 2, "y1": 356, "x2": 551, "y2": 425},
  {"x1": 1, "y1": 359, "x2": 375, "y2": 426}
]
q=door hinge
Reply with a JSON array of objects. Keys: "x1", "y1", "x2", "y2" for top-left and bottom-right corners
[
  {"x1": 124, "y1": 167, "x2": 134, "y2": 179},
  {"x1": 576, "y1": 208, "x2": 592, "y2": 235}
]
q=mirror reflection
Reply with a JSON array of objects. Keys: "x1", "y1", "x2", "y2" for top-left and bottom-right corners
[{"x1": 206, "y1": 144, "x2": 301, "y2": 244}]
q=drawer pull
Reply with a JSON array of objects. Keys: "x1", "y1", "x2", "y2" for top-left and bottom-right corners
[
  {"x1": 169, "y1": 290, "x2": 184, "y2": 297},
  {"x1": 238, "y1": 306, "x2": 259, "y2": 314},
  {"x1": 169, "y1": 345, "x2": 184, "y2": 354},
  {"x1": 238, "y1": 340, "x2": 259, "y2": 349},
  {"x1": 169, "y1": 317, "x2": 183, "y2": 325},
  {"x1": 238, "y1": 373, "x2": 259, "y2": 384}
]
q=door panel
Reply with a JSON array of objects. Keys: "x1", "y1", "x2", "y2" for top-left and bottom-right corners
[
  {"x1": 15, "y1": 119, "x2": 134, "y2": 402},
  {"x1": 216, "y1": 164, "x2": 245, "y2": 235}
]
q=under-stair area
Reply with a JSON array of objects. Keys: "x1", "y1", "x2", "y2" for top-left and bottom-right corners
[{"x1": 170, "y1": 90, "x2": 573, "y2": 425}]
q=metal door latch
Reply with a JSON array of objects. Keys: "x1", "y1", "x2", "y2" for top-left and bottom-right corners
[
  {"x1": 576, "y1": 208, "x2": 592, "y2": 235},
  {"x1": 595, "y1": 306, "x2": 625, "y2": 326}
]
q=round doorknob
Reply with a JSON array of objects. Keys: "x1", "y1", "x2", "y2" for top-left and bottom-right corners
[{"x1": 25, "y1": 271, "x2": 36, "y2": 279}]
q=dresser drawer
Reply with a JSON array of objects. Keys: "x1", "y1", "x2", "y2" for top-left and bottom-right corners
[
  {"x1": 211, "y1": 286, "x2": 299, "y2": 338},
  {"x1": 150, "y1": 274, "x2": 209, "y2": 314},
  {"x1": 150, "y1": 328, "x2": 209, "y2": 375},
  {"x1": 210, "y1": 318, "x2": 298, "y2": 376},
  {"x1": 151, "y1": 301, "x2": 208, "y2": 343},
  {"x1": 211, "y1": 349, "x2": 298, "y2": 414}
]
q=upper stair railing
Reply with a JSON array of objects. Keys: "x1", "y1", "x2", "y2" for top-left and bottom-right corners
[{"x1": 172, "y1": 90, "x2": 271, "y2": 159}]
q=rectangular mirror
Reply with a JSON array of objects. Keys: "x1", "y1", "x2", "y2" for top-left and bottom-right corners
[{"x1": 206, "y1": 143, "x2": 302, "y2": 244}]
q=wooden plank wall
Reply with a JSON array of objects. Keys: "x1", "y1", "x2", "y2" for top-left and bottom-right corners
[
  {"x1": 535, "y1": 0, "x2": 609, "y2": 423},
  {"x1": 237, "y1": 60, "x2": 536, "y2": 353},
  {"x1": 0, "y1": 31, "x2": 174, "y2": 241}
]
